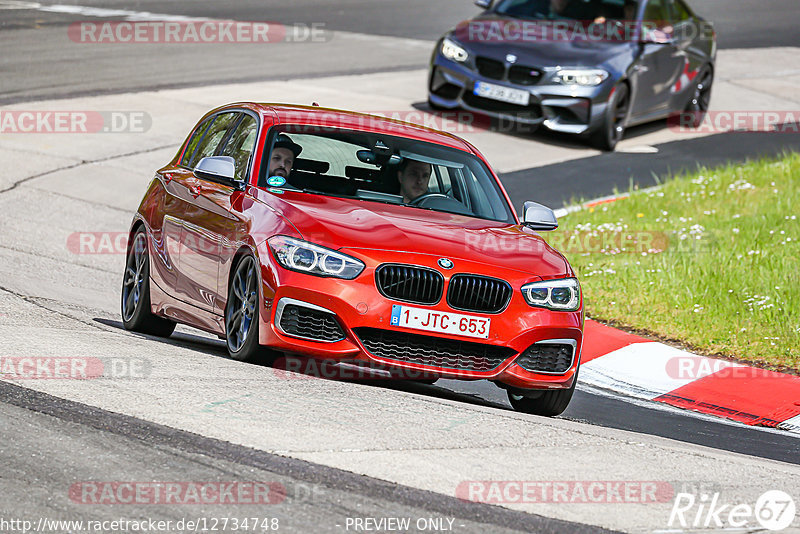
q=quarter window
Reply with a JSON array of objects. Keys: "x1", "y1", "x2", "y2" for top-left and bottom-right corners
[
  {"x1": 220, "y1": 115, "x2": 258, "y2": 181},
  {"x1": 188, "y1": 112, "x2": 238, "y2": 168},
  {"x1": 180, "y1": 117, "x2": 212, "y2": 167}
]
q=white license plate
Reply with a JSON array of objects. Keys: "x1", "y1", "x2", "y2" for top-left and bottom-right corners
[
  {"x1": 474, "y1": 81, "x2": 530, "y2": 106},
  {"x1": 390, "y1": 305, "x2": 490, "y2": 340}
]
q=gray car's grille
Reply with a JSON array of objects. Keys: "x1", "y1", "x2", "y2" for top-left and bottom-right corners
[
  {"x1": 446, "y1": 274, "x2": 512, "y2": 314},
  {"x1": 516, "y1": 343, "x2": 574, "y2": 374},
  {"x1": 354, "y1": 327, "x2": 516, "y2": 372},
  {"x1": 279, "y1": 304, "x2": 345, "y2": 342},
  {"x1": 375, "y1": 264, "x2": 443, "y2": 305},
  {"x1": 475, "y1": 57, "x2": 505, "y2": 79},
  {"x1": 508, "y1": 65, "x2": 543, "y2": 86}
]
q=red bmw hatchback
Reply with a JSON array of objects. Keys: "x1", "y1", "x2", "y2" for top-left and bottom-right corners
[{"x1": 122, "y1": 103, "x2": 583, "y2": 416}]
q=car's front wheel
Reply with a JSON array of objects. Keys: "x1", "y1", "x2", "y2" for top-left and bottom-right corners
[
  {"x1": 225, "y1": 254, "x2": 261, "y2": 362},
  {"x1": 506, "y1": 374, "x2": 577, "y2": 417},
  {"x1": 590, "y1": 83, "x2": 630, "y2": 151},
  {"x1": 121, "y1": 228, "x2": 176, "y2": 337}
]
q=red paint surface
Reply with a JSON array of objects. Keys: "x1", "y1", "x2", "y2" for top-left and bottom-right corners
[
  {"x1": 654, "y1": 367, "x2": 800, "y2": 426},
  {"x1": 581, "y1": 319, "x2": 647, "y2": 363}
]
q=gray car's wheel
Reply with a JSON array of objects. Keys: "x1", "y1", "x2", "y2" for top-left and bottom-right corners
[
  {"x1": 507, "y1": 372, "x2": 578, "y2": 417},
  {"x1": 121, "y1": 228, "x2": 176, "y2": 337},
  {"x1": 682, "y1": 66, "x2": 714, "y2": 128},
  {"x1": 225, "y1": 254, "x2": 261, "y2": 362},
  {"x1": 590, "y1": 83, "x2": 630, "y2": 151}
]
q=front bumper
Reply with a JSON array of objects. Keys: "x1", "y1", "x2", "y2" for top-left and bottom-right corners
[
  {"x1": 429, "y1": 52, "x2": 614, "y2": 135},
  {"x1": 256, "y1": 244, "x2": 583, "y2": 391}
]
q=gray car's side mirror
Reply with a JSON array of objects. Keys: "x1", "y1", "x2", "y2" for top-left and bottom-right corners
[
  {"x1": 475, "y1": 0, "x2": 493, "y2": 8},
  {"x1": 194, "y1": 156, "x2": 242, "y2": 189},
  {"x1": 522, "y1": 201, "x2": 558, "y2": 231}
]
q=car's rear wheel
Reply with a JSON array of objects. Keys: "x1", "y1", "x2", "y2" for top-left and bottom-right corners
[
  {"x1": 682, "y1": 66, "x2": 713, "y2": 128},
  {"x1": 121, "y1": 228, "x2": 176, "y2": 337},
  {"x1": 590, "y1": 83, "x2": 630, "y2": 151},
  {"x1": 225, "y1": 254, "x2": 261, "y2": 362},
  {"x1": 506, "y1": 373, "x2": 577, "y2": 417}
]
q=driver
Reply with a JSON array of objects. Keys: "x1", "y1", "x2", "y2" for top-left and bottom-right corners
[
  {"x1": 397, "y1": 158, "x2": 431, "y2": 203},
  {"x1": 268, "y1": 134, "x2": 302, "y2": 178}
]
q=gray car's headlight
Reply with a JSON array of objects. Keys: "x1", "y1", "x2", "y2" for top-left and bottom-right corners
[
  {"x1": 441, "y1": 37, "x2": 469, "y2": 63},
  {"x1": 521, "y1": 278, "x2": 581, "y2": 311},
  {"x1": 268, "y1": 236, "x2": 365, "y2": 279},
  {"x1": 552, "y1": 69, "x2": 609, "y2": 86}
]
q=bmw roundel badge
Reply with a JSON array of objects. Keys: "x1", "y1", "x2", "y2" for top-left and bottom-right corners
[{"x1": 438, "y1": 258, "x2": 454, "y2": 270}]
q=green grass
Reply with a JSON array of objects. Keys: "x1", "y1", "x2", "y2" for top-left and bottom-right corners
[{"x1": 547, "y1": 152, "x2": 800, "y2": 371}]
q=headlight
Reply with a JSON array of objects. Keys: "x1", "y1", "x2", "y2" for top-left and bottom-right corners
[
  {"x1": 521, "y1": 278, "x2": 581, "y2": 311},
  {"x1": 441, "y1": 37, "x2": 469, "y2": 62},
  {"x1": 552, "y1": 69, "x2": 609, "y2": 86},
  {"x1": 268, "y1": 236, "x2": 365, "y2": 280}
]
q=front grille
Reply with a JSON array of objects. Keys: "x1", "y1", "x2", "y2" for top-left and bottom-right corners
[
  {"x1": 508, "y1": 65, "x2": 543, "y2": 86},
  {"x1": 354, "y1": 327, "x2": 516, "y2": 372},
  {"x1": 375, "y1": 264, "x2": 443, "y2": 305},
  {"x1": 516, "y1": 343, "x2": 574, "y2": 374},
  {"x1": 447, "y1": 274, "x2": 512, "y2": 313},
  {"x1": 475, "y1": 57, "x2": 505, "y2": 79},
  {"x1": 278, "y1": 304, "x2": 345, "y2": 342},
  {"x1": 462, "y1": 92, "x2": 542, "y2": 118}
]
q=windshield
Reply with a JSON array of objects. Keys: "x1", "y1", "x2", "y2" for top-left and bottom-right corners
[
  {"x1": 260, "y1": 126, "x2": 516, "y2": 224},
  {"x1": 494, "y1": 0, "x2": 638, "y2": 21}
]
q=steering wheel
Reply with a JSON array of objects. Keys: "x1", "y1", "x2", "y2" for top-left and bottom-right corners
[{"x1": 409, "y1": 193, "x2": 450, "y2": 207}]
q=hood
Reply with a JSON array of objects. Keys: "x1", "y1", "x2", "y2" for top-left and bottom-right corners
[
  {"x1": 268, "y1": 191, "x2": 568, "y2": 278},
  {"x1": 452, "y1": 14, "x2": 635, "y2": 68}
]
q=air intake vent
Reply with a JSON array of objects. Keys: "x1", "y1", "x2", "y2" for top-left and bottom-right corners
[
  {"x1": 516, "y1": 342, "x2": 575, "y2": 374},
  {"x1": 375, "y1": 264, "x2": 444, "y2": 305},
  {"x1": 277, "y1": 302, "x2": 345, "y2": 342},
  {"x1": 354, "y1": 327, "x2": 516, "y2": 372},
  {"x1": 447, "y1": 274, "x2": 512, "y2": 314}
]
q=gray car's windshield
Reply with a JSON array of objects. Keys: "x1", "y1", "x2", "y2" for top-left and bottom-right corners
[
  {"x1": 261, "y1": 126, "x2": 516, "y2": 224},
  {"x1": 494, "y1": 0, "x2": 637, "y2": 21}
]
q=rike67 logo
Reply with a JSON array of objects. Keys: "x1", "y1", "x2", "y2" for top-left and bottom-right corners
[{"x1": 669, "y1": 490, "x2": 796, "y2": 531}]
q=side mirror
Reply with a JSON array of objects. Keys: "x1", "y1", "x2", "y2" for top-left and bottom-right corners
[
  {"x1": 641, "y1": 27, "x2": 673, "y2": 44},
  {"x1": 194, "y1": 156, "x2": 242, "y2": 189},
  {"x1": 522, "y1": 201, "x2": 558, "y2": 231},
  {"x1": 475, "y1": 0, "x2": 493, "y2": 8}
]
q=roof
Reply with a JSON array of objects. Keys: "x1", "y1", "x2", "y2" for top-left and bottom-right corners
[{"x1": 232, "y1": 102, "x2": 476, "y2": 153}]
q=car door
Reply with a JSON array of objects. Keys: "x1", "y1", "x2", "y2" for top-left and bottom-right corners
[
  {"x1": 181, "y1": 111, "x2": 259, "y2": 315},
  {"x1": 173, "y1": 111, "x2": 240, "y2": 313},
  {"x1": 148, "y1": 116, "x2": 214, "y2": 295},
  {"x1": 665, "y1": 0, "x2": 707, "y2": 111},
  {"x1": 629, "y1": 0, "x2": 684, "y2": 118}
]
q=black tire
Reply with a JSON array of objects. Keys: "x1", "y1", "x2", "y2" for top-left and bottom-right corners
[
  {"x1": 225, "y1": 254, "x2": 262, "y2": 362},
  {"x1": 121, "y1": 228, "x2": 176, "y2": 337},
  {"x1": 590, "y1": 83, "x2": 630, "y2": 151},
  {"x1": 681, "y1": 66, "x2": 714, "y2": 128},
  {"x1": 507, "y1": 371, "x2": 578, "y2": 417}
]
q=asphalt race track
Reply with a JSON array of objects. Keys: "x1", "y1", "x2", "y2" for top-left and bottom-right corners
[{"x1": 1, "y1": 1, "x2": 799, "y2": 533}]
